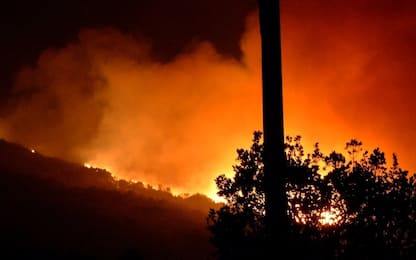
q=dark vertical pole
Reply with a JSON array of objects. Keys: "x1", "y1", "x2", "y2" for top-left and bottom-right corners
[{"x1": 258, "y1": 0, "x2": 290, "y2": 254}]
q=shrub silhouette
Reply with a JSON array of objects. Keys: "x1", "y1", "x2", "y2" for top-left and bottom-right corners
[{"x1": 208, "y1": 131, "x2": 416, "y2": 259}]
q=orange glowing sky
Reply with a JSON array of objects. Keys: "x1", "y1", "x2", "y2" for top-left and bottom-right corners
[{"x1": 1, "y1": 1, "x2": 416, "y2": 199}]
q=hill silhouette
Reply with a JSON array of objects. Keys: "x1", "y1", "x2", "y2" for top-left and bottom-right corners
[{"x1": 0, "y1": 139, "x2": 217, "y2": 259}]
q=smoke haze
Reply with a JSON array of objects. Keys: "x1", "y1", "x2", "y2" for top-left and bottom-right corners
[
  {"x1": 1, "y1": 26, "x2": 262, "y2": 197},
  {"x1": 2, "y1": 1, "x2": 416, "y2": 197}
]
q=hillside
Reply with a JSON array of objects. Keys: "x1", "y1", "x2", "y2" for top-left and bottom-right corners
[{"x1": 0, "y1": 139, "x2": 217, "y2": 259}]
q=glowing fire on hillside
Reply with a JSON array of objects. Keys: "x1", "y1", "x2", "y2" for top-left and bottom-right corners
[
  {"x1": 1, "y1": 8, "x2": 415, "y2": 215},
  {"x1": 82, "y1": 160, "x2": 347, "y2": 225}
]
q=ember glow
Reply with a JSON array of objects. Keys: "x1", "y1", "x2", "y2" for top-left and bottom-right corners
[
  {"x1": 319, "y1": 207, "x2": 343, "y2": 226},
  {"x1": 1, "y1": 2, "x2": 416, "y2": 202},
  {"x1": 291, "y1": 204, "x2": 345, "y2": 226},
  {"x1": 291, "y1": 206, "x2": 343, "y2": 226},
  {"x1": 83, "y1": 163, "x2": 92, "y2": 169}
]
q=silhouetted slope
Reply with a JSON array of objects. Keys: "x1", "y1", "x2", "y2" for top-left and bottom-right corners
[
  {"x1": 0, "y1": 139, "x2": 115, "y2": 190},
  {"x1": 0, "y1": 139, "x2": 216, "y2": 259}
]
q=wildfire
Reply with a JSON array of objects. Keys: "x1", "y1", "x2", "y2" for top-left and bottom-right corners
[
  {"x1": 291, "y1": 207, "x2": 344, "y2": 226},
  {"x1": 83, "y1": 163, "x2": 92, "y2": 168},
  {"x1": 319, "y1": 207, "x2": 342, "y2": 226},
  {"x1": 207, "y1": 189, "x2": 226, "y2": 204}
]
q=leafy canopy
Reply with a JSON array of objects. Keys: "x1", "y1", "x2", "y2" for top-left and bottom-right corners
[{"x1": 208, "y1": 132, "x2": 416, "y2": 259}]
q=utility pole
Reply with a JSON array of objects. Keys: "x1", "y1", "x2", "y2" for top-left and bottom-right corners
[{"x1": 257, "y1": 0, "x2": 290, "y2": 255}]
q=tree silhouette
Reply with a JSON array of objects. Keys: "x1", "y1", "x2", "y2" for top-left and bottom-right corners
[
  {"x1": 208, "y1": 132, "x2": 416, "y2": 259},
  {"x1": 207, "y1": 132, "x2": 266, "y2": 259}
]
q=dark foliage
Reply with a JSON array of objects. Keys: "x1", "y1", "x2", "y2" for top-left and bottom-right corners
[{"x1": 208, "y1": 132, "x2": 416, "y2": 259}]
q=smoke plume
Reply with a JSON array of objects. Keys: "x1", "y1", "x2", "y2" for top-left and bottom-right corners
[{"x1": 2, "y1": 2, "x2": 416, "y2": 198}]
